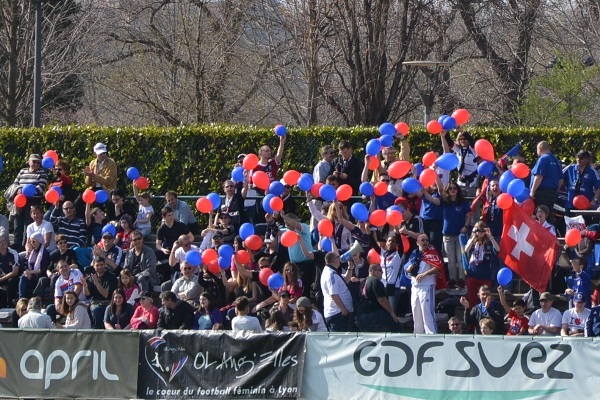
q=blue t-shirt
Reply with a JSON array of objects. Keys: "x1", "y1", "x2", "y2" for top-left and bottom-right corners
[
  {"x1": 467, "y1": 242, "x2": 498, "y2": 280},
  {"x1": 442, "y1": 200, "x2": 470, "y2": 235},
  {"x1": 563, "y1": 164, "x2": 600, "y2": 209},
  {"x1": 376, "y1": 192, "x2": 397, "y2": 210},
  {"x1": 287, "y1": 223, "x2": 313, "y2": 263},
  {"x1": 420, "y1": 192, "x2": 443, "y2": 221},
  {"x1": 531, "y1": 153, "x2": 562, "y2": 190}
]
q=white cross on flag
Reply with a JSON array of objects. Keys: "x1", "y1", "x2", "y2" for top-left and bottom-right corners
[{"x1": 499, "y1": 203, "x2": 558, "y2": 293}]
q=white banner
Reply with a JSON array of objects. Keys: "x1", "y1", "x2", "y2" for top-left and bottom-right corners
[{"x1": 303, "y1": 333, "x2": 600, "y2": 399}]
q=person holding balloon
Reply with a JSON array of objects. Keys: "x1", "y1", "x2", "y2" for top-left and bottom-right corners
[
  {"x1": 441, "y1": 130, "x2": 479, "y2": 196},
  {"x1": 419, "y1": 183, "x2": 444, "y2": 254},
  {"x1": 464, "y1": 222, "x2": 500, "y2": 307},
  {"x1": 562, "y1": 150, "x2": 600, "y2": 213},
  {"x1": 307, "y1": 196, "x2": 352, "y2": 254},
  {"x1": 44, "y1": 159, "x2": 78, "y2": 221},
  {"x1": 220, "y1": 179, "x2": 248, "y2": 229}
]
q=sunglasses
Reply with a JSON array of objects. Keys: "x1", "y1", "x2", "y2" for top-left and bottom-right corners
[
  {"x1": 280, "y1": 294, "x2": 290, "y2": 298},
  {"x1": 62, "y1": 206, "x2": 74, "y2": 210},
  {"x1": 380, "y1": 179, "x2": 390, "y2": 183},
  {"x1": 132, "y1": 237, "x2": 143, "y2": 242},
  {"x1": 183, "y1": 267, "x2": 192, "y2": 270}
]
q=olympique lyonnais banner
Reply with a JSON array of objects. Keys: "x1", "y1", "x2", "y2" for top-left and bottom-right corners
[
  {"x1": 0, "y1": 330, "x2": 139, "y2": 399},
  {"x1": 303, "y1": 334, "x2": 600, "y2": 399},
  {"x1": 138, "y1": 330, "x2": 306, "y2": 399}
]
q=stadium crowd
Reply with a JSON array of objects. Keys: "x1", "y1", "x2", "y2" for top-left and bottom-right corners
[{"x1": 2, "y1": 122, "x2": 600, "y2": 336}]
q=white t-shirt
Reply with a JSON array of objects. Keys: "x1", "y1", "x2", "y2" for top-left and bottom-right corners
[
  {"x1": 410, "y1": 259, "x2": 437, "y2": 287},
  {"x1": 231, "y1": 315, "x2": 263, "y2": 332},
  {"x1": 54, "y1": 269, "x2": 85, "y2": 301},
  {"x1": 320, "y1": 266, "x2": 354, "y2": 318},
  {"x1": 561, "y1": 307, "x2": 590, "y2": 333},
  {"x1": 528, "y1": 307, "x2": 563, "y2": 335},
  {"x1": 27, "y1": 220, "x2": 56, "y2": 252},
  {"x1": 136, "y1": 205, "x2": 154, "y2": 229}
]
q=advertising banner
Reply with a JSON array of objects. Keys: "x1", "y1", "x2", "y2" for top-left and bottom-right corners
[
  {"x1": 138, "y1": 330, "x2": 306, "y2": 399},
  {"x1": 303, "y1": 333, "x2": 600, "y2": 399},
  {"x1": 0, "y1": 330, "x2": 139, "y2": 399}
]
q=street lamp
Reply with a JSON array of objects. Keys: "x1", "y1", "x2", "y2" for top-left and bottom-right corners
[
  {"x1": 33, "y1": 0, "x2": 48, "y2": 128},
  {"x1": 403, "y1": 61, "x2": 452, "y2": 125}
]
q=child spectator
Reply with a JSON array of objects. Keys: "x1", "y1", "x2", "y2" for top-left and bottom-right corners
[
  {"x1": 115, "y1": 215, "x2": 134, "y2": 251},
  {"x1": 497, "y1": 286, "x2": 529, "y2": 335},
  {"x1": 133, "y1": 191, "x2": 154, "y2": 238},
  {"x1": 479, "y1": 318, "x2": 495, "y2": 335}
]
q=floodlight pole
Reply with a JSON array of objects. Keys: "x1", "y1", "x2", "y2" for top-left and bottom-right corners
[{"x1": 403, "y1": 61, "x2": 452, "y2": 125}]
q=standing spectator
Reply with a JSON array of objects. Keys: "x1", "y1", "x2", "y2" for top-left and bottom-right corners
[
  {"x1": 332, "y1": 141, "x2": 364, "y2": 195},
  {"x1": 529, "y1": 141, "x2": 562, "y2": 223},
  {"x1": 18, "y1": 297, "x2": 55, "y2": 329},
  {"x1": 55, "y1": 290, "x2": 92, "y2": 329},
  {"x1": 460, "y1": 285, "x2": 505, "y2": 334},
  {"x1": 231, "y1": 296, "x2": 263, "y2": 332},
  {"x1": 83, "y1": 257, "x2": 118, "y2": 329},
  {"x1": 0, "y1": 236, "x2": 20, "y2": 307},
  {"x1": 11, "y1": 154, "x2": 48, "y2": 251},
  {"x1": 0, "y1": 213, "x2": 9, "y2": 244},
  {"x1": 280, "y1": 212, "x2": 315, "y2": 295},
  {"x1": 321, "y1": 251, "x2": 354, "y2": 331},
  {"x1": 564, "y1": 257, "x2": 591, "y2": 309},
  {"x1": 123, "y1": 230, "x2": 159, "y2": 292},
  {"x1": 220, "y1": 179, "x2": 247, "y2": 229},
  {"x1": 561, "y1": 292, "x2": 590, "y2": 337},
  {"x1": 251, "y1": 136, "x2": 286, "y2": 224},
  {"x1": 313, "y1": 145, "x2": 335, "y2": 184},
  {"x1": 441, "y1": 130, "x2": 479, "y2": 195},
  {"x1": 84, "y1": 143, "x2": 117, "y2": 192},
  {"x1": 133, "y1": 192, "x2": 154, "y2": 238},
  {"x1": 527, "y1": 292, "x2": 562, "y2": 336},
  {"x1": 464, "y1": 222, "x2": 499, "y2": 306},
  {"x1": 165, "y1": 191, "x2": 199, "y2": 234},
  {"x1": 157, "y1": 291, "x2": 195, "y2": 329},
  {"x1": 355, "y1": 264, "x2": 401, "y2": 332},
  {"x1": 19, "y1": 232, "x2": 50, "y2": 298},
  {"x1": 420, "y1": 183, "x2": 444, "y2": 253},
  {"x1": 562, "y1": 150, "x2": 600, "y2": 212},
  {"x1": 104, "y1": 290, "x2": 135, "y2": 330},
  {"x1": 27, "y1": 205, "x2": 56, "y2": 252},
  {"x1": 130, "y1": 291, "x2": 159, "y2": 329},
  {"x1": 49, "y1": 201, "x2": 88, "y2": 249}
]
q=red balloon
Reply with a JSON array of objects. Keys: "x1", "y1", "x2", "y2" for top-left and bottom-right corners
[
  {"x1": 45, "y1": 189, "x2": 59, "y2": 203},
  {"x1": 235, "y1": 250, "x2": 251, "y2": 264},
  {"x1": 270, "y1": 196, "x2": 284, "y2": 211},
  {"x1": 43, "y1": 150, "x2": 59, "y2": 163},
  {"x1": 369, "y1": 209, "x2": 386, "y2": 227},
  {"x1": 14, "y1": 193, "x2": 27, "y2": 208},
  {"x1": 368, "y1": 156, "x2": 380, "y2": 171},
  {"x1": 202, "y1": 248, "x2": 218, "y2": 265},
  {"x1": 474, "y1": 139, "x2": 495, "y2": 162},
  {"x1": 195, "y1": 197, "x2": 212, "y2": 213},
  {"x1": 419, "y1": 168, "x2": 438, "y2": 187},
  {"x1": 573, "y1": 195, "x2": 590, "y2": 210},
  {"x1": 281, "y1": 230, "x2": 299, "y2": 247},
  {"x1": 395, "y1": 122, "x2": 409, "y2": 137},
  {"x1": 565, "y1": 229, "x2": 582, "y2": 247},
  {"x1": 244, "y1": 234, "x2": 263, "y2": 251},
  {"x1": 451, "y1": 109, "x2": 470, "y2": 126},
  {"x1": 388, "y1": 161, "x2": 412, "y2": 179},
  {"x1": 283, "y1": 170, "x2": 301, "y2": 185},
  {"x1": 243, "y1": 154, "x2": 259, "y2": 170},
  {"x1": 521, "y1": 198, "x2": 536, "y2": 215},
  {"x1": 310, "y1": 182, "x2": 324, "y2": 197},
  {"x1": 318, "y1": 219, "x2": 334, "y2": 237},
  {"x1": 134, "y1": 177, "x2": 149, "y2": 190},
  {"x1": 336, "y1": 184, "x2": 353, "y2": 201},
  {"x1": 373, "y1": 181, "x2": 388, "y2": 196},
  {"x1": 259, "y1": 268, "x2": 274, "y2": 286},
  {"x1": 427, "y1": 120, "x2": 443, "y2": 134},
  {"x1": 82, "y1": 189, "x2": 96, "y2": 204},
  {"x1": 252, "y1": 171, "x2": 270, "y2": 190},
  {"x1": 207, "y1": 259, "x2": 221, "y2": 274},
  {"x1": 422, "y1": 151, "x2": 437, "y2": 168},
  {"x1": 386, "y1": 210, "x2": 403, "y2": 226},
  {"x1": 496, "y1": 193, "x2": 514, "y2": 210},
  {"x1": 367, "y1": 248, "x2": 380, "y2": 265},
  {"x1": 511, "y1": 162, "x2": 530, "y2": 179}
]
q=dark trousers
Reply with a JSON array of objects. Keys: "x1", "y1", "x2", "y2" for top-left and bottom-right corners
[
  {"x1": 533, "y1": 188, "x2": 558, "y2": 224},
  {"x1": 356, "y1": 309, "x2": 402, "y2": 333},
  {"x1": 326, "y1": 311, "x2": 354, "y2": 332}
]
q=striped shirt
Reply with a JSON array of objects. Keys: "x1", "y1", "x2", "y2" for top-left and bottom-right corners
[
  {"x1": 14, "y1": 167, "x2": 48, "y2": 195},
  {"x1": 49, "y1": 214, "x2": 87, "y2": 248}
]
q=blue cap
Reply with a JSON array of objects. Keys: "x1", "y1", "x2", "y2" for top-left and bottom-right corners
[{"x1": 574, "y1": 292, "x2": 585, "y2": 303}]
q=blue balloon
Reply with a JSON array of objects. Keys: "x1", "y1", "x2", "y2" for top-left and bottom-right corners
[
  {"x1": 507, "y1": 179, "x2": 525, "y2": 198},
  {"x1": 218, "y1": 256, "x2": 231, "y2": 269},
  {"x1": 231, "y1": 166, "x2": 244, "y2": 182},
  {"x1": 378, "y1": 122, "x2": 396, "y2": 136},
  {"x1": 262, "y1": 194, "x2": 275, "y2": 214},
  {"x1": 269, "y1": 181, "x2": 285, "y2": 196},
  {"x1": 218, "y1": 244, "x2": 234, "y2": 259},
  {"x1": 239, "y1": 223, "x2": 254, "y2": 240},
  {"x1": 379, "y1": 134, "x2": 394, "y2": 147},
  {"x1": 41, "y1": 157, "x2": 55, "y2": 169},
  {"x1": 207, "y1": 192, "x2": 221, "y2": 210},
  {"x1": 319, "y1": 184, "x2": 337, "y2": 201},
  {"x1": 351, "y1": 203, "x2": 369, "y2": 222},
  {"x1": 101, "y1": 224, "x2": 117, "y2": 237},
  {"x1": 95, "y1": 190, "x2": 109, "y2": 204},
  {"x1": 435, "y1": 153, "x2": 459, "y2": 170},
  {"x1": 297, "y1": 173, "x2": 314, "y2": 192},
  {"x1": 185, "y1": 250, "x2": 201, "y2": 266},
  {"x1": 50, "y1": 186, "x2": 62, "y2": 196},
  {"x1": 359, "y1": 182, "x2": 374, "y2": 197},
  {"x1": 497, "y1": 267, "x2": 513, "y2": 287},
  {"x1": 22, "y1": 184, "x2": 36, "y2": 197},
  {"x1": 387, "y1": 205, "x2": 402, "y2": 213},
  {"x1": 477, "y1": 161, "x2": 495, "y2": 177},
  {"x1": 126, "y1": 167, "x2": 140, "y2": 180},
  {"x1": 365, "y1": 139, "x2": 382, "y2": 156},
  {"x1": 414, "y1": 163, "x2": 424, "y2": 177},
  {"x1": 515, "y1": 186, "x2": 530, "y2": 203},
  {"x1": 274, "y1": 125, "x2": 287, "y2": 136},
  {"x1": 401, "y1": 178, "x2": 422, "y2": 194},
  {"x1": 442, "y1": 116, "x2": 457, "y2": 131},
  {"x1": 499, "y1": 170, "x2": 516, "y2": 193},
  {"x1": 267, "y1": 273, "x2": 284, "y2": 290},
  {"x1": 320, "y1": 237, "x2": 333, "y2": 252},
  {"x1": 438, "y1": 114, "x2": 450, "y2": 124}
]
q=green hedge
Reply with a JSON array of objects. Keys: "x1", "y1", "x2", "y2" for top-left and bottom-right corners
[{"x1": 0, "y1": 125, "x2": 598, "y2": 213}]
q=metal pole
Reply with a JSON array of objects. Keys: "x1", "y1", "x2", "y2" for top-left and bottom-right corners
[{"x1": 33, "y1": 0, "x2": 42, "y2": 127}]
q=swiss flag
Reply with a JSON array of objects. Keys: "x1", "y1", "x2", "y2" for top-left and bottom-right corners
[{"x1": 499, "y1": 203, "x2": 558, "y2": 293}]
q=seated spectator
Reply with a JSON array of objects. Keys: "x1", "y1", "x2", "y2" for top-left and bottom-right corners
[
  {"x1": 92, "y1": 231, "x2": 123, "y2": 274},
  {"x1": 157, "y1": 291, "x2": 195, "y2": 329},
  {"x1": 49, "y1": 201, "x2": 88, "y2": 250},
  {"x1": 132, "y1": 182, "x2": 154, "y2": 238},
  {"x1": 46, "y1": 260, "x2": 84, "y2": 323},
  {"x1": 0, "y1": 236, "x2": 20, "y2": 308},
  {"x1": 460, "y1": 285, "x2": 504, "y2": 334},
  {"x1": 479, "y1": 318, "x2": 495, "y2": 335},
  {"x1": 528, "y1": 292, "x2": 562, "y2": 336},
  {"x1": 265, "y1": 290, "x2": 294, "y2": 325},
  {"x1": 18, "y1": 297, "x2": 55, "y2": 329},
  {"x1": 231, "y1": 296, "x2": 263, "y2": 332},
  {"x1": 12, "y1": 298, "x2": 28, "y2": 326},
  {"x1": 115, "y1": 215, "x2": 135, "y2": 251},
  {"x1": 82, "y1": 257, "x2": 118, "y2": 329},
  {"x1": 130, "y1": 291, "x2": 159, "y2": 329},
  {"x1": 356, "y1": 264, "x2": 402, "y2": 333},
  {"x1": 171, "y1": 262, "x2": 202, "y2": 307},
  {"x1": 165, "y1": 191, "x2": 199, "y2": 234},
  {"x1": 104, "y1": 289, "x2": 135, "y2": 330},
  {"x1": 45, "y1": 159, "x2": 78, "y2": 220},
  {"x1": 265, "y1": 310, "x2": 290, "y2": 332},
  {"x1": 561, "y1": 292, "x2": 590, "y2": 337},
  {"x1": 106, "y1": 188, "x2": 136, "y2": 224},
  {"x1": 294, "y1": 296, "x2": 327, "y2": 332},
  {"x1": 119, "y1": 269, "x2": 140, "y2": 306},
  {"x1": 19, "y1": 232, "x2": 50, "y2": 298},
  {"x1": 51, "y1": 234, "x2": 80, "y2": 271},
  {"x1": 27, "y1": 205, "x2": 56, "y2": 252},
  {"x1": 193, "y1": 292, "x2": 224, "y2": 330},
  {"x1": 497, "y1": 286, "x2": 529, "y2": 335},
  {"x1": 564, "y1": 257, "x2": 591, "y2": 309},
  {"x1": 448, "y1": 317, "x2": 463, "y2": 334},
  {"x1": 155, "y1": 207, "x2": 194, "y2": 278},
  {"x1": 55, "y1": 290, "x2": 92, "y2": 329},
  {"x1": 85, "y1": 205, "x2": 108, "y2": 246},
  {"x1": 281, "y1": 262, "x2": 303, "y2": 304},
  {"x1": 123, "y1": 230, "x2": 159, "y2": 292}
]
